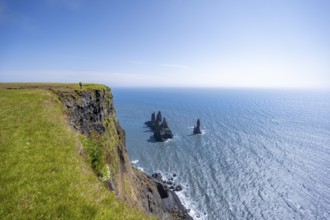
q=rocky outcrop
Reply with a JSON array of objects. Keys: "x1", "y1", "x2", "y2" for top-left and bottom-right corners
[
  {"x1": 135, "y1": 171, "x2": 192, "y2": 220},
  {"x1": 55, "y1": 86, "x2": 190, "y2": 219},
  {"x1": 54, "y1": 88, "x2": 114, "y2": 135},
  {"x1": 145, "y1": 111, "x2": 174, "y2": 142},
  {"x1": 193, "y1": 119, "x2": 202, "y2": 135}
]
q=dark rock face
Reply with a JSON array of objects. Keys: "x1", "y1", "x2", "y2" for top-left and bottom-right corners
[
  {"x1": 145, "y1": 111, "x2": 174, "y2": 142},
  {"x1": 193, "y1": 118, "x2": 202, "y2": 135},
  {"x1": 156, "y1": 181, "x2": 169, "y2": 199},
  {"x1": 55, "y1": 89, "x2": 114, "y2": 135},
  {"x1": 134, "y1": 171, "x2": 192, "y2": 220},
  {"x1": 149, "y1": 174, "x2": 192, "y2": 219},
  {"x1": 151, "y1": 173, "x2": 162, "y2": 182}
]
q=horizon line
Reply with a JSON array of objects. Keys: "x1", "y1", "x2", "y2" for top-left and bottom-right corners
[{"x1": 1, "y1": 81, "x2": 329, "y2": 91}]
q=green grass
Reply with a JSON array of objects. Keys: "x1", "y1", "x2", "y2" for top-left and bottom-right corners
[
  {"x1": 0, "y1": 84, "x2": 150, "y2": 219},
  {"x1": 1, "y1": 82, "x2": 110, "y2": 91}
]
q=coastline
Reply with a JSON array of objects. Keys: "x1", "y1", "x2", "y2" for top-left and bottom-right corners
[
  {"x1": 53, "y1": 84, "x2": 192, "y2": 219},
  {"x1": 132, "y1": 161, "x2": 205, "y2": 220}
]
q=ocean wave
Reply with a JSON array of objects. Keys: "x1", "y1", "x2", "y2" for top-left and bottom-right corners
[
  {"x1": 164, "y1": 134, "x2": 180, "y2": 142},
  {"x1": 152, "y1": 170, "x2": 206, "y2": 220},
  {"x1": 136, "y1": 166, "x2": 144, "y2": 172},
  {"x1": 164, "y1": 139, "x2": 172, "y2": 143},
  {"x1": 176, "y1": 187, "x2": 207, "y2": 220},
  {"x1": 131, "y1": 160, "x2": 139, "y2": 164}
]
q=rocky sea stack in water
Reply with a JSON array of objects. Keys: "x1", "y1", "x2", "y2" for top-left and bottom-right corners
[
  {"x1": 193, "y1": 119, "x2": 202, "y2": 135},
  {"x1": 145, "y1": 111, "x2": 174, "y2": 142}
]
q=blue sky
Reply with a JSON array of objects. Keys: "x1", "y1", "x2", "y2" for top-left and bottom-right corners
[{"x1": 0, "y1": 0, "x2": 329, "y2": 88}]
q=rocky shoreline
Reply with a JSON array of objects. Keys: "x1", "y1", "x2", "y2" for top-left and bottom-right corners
[
  {"x1": 151, "y1": 173, "x2": 184, "y2": 193},
  {"x1": 143, "y1": 111, "x2": 197, "y2": 219},
  {"x1": 149, "y1": 173, "x2": 192, "y2": 220},
  {"x1": 133, "y1": 168, "x2": 193, "y2": 220},
  {"x1": 132, "y1": 168, "x2": 193, "y2": 220}
]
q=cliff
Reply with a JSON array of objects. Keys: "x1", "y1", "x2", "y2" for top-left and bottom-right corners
[
  {"x1": 0, "y1": 83, "x2": 190, "y2": 219},
  {"x1": 0, "y1": 83, "x2": 148, "y2": 219},
  {"x1": 54, "y1": 84, "x2": 190, "y2": 219}
]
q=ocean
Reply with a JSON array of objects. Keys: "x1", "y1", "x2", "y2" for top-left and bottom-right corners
[{"x1": 112, "y1": 88, "x2": 330, "y2": 220}]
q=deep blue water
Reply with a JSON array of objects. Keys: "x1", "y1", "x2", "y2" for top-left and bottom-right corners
[{"x1": 112, "y1": 88, "x2": 330, "y2": 220}]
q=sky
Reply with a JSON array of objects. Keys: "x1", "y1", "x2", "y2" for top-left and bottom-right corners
[{"x1": 0, "y1": 0, "x2": 330, "y2": 88}]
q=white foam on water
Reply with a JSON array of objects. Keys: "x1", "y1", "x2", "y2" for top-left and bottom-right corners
[
  {"x1": 136, "y1": 167, "x2": 144, "y2": 172},
  {"x1": 150, "y1": 170, "x2": 206, "y2": 219},
  {"x1": 131, "y1": 160, "x2": 139, "y2": 164},
  {"x1": 176, "y1": 186, "x2": 207, "y2": 220},
  {"x1": 129, "y1": 158, "x2": 207, "y2": 219},
  {"x1": 164, "y1": 134, "x2": 179, "y2": 143},
  {"x1": 164, "y1": 139, "x2": 172, "y2": 143}
]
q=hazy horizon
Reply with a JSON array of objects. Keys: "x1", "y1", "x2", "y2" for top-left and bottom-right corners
[
  {"x1": 1, "y1": 0, "x2": 329, "y2": 89},
  {"x1": 2, "y1": 82, "x2": 330, "y2": 91}
]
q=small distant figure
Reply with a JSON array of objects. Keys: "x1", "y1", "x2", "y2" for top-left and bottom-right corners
[
  {"x1": 79, "y1": 82, "x2": 82, "y2": 89},
  {"x1": 193, "y1": 118, "x2": 202, "y2": 134}
]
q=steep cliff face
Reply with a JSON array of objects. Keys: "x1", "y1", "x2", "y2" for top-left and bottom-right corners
[
  {"x1": 55, "y1": 87, "x2": 138, "y2": 205},
  {"x1": 0, "y1": 84, "x2": 152, "y2": 219},
  {"x1": 55, "y1": 86, "x2": 190, "y2": 220},
  {"x1": 56, "y1": 88, "x2": 114, "y2": 135}
]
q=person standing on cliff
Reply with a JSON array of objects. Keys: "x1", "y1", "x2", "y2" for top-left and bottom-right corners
[{"x1": 79, "y1": 82, "x2": 82, "y2": 89}]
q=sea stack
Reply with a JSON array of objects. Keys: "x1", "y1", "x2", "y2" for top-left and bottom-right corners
[
  {"x1": 145, "y1": 111, "x2": 174, "y2": 142},
  {"x1": 193, "y1": 118, "x2": 202, "y2": 134}
]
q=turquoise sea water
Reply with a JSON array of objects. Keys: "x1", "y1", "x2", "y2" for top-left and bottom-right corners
[{"x1": 113, "y1": 88, "x2": 330, "y2": 220}]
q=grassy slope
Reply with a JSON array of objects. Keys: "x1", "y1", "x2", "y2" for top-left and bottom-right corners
[{"x1": 0, "y1": 84, "x2": 149, "y2": 219}]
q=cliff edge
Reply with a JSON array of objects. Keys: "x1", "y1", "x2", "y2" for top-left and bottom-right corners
[
  {"x1": 53, "y1": 84, "x2": 190, "y2": 219},
  {"x1": 0, "y1": 83, "x2": 190, "y2": 220},
  {"x1": 0, "y1": 83, "x2": 147, "y2": 219}
]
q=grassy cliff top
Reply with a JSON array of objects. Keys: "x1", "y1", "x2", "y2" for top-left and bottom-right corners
[
  {"x1": 0, "y1": 82, "x2": 110, "y2": 92},
  {"x1": 0, "y1": 83, "x2": 149, "y2": 219}
]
